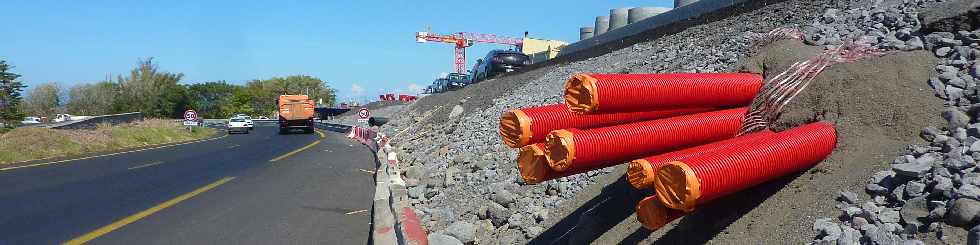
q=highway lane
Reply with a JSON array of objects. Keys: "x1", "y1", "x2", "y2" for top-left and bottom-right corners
[{"x1": 0, "y1": 123, "x2": 375, "y2": 244}]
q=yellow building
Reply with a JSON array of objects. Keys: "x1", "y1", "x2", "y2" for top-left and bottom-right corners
[{"x1": 522, "y1": 37, "x2": 568, "y2": 64}]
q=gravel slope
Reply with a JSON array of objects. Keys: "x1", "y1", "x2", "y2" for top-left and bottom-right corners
[{"x1": 365, "y1": 0, "x2": 978, "y2": 244}]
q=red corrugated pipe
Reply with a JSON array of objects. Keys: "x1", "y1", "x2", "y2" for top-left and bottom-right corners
[
  {"x1": 564, "y1": 73, "x2": 763, "y2": 114},
  {"x1": 499, "y1": 104, "x2": 712, "y2": 148},
  {"x1": 545, "y1": 108, "x2": 747, "y2": 173},
  {"x1": 636, "y1": 195, "x2": 686, "y2": 231},
  {"x1": 517, "y1": 143, "x2": 604, "y2": 184},
  {"x1": 654, "y1": 122, "x2": 837, "y2": 212},
  {"x1": 626, "y1": 130, "x2": 775, "y2": 190}
]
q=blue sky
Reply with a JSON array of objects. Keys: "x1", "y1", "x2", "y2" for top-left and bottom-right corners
[{"x1": 1, "y1": 0, "x2": 672, "y2": 103}]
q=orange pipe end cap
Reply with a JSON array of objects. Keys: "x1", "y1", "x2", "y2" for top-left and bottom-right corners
[
  {"x1": 654, "y1": 161, "x2": 701, "y2": 212},
  {"x1": 564, "y1": 74, "x2": 599, "y2": 114},
  {"x1": 499, "y1": 109, "x2": 533, "y2": 148},
  {"x1": 518, "y1": 144, "x2": 550, "y2": 184},
  {"x1": 544, "y1": 129, "x2": 576, "y2": 172},
  {"x1": 627, "y1": 159, "x2": 657, "y2": 190},
  {"x1": 636, "y1": 196, "x2": 684, "y2": 231}
]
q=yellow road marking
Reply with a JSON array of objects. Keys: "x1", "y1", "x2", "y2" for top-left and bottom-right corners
[
  {"x1": 127, "y1": 161, "x2": 165, "y2": 170},
  {"x1": 63, "y1": 176, "x2": 236, "y2": 245},
  {"x1": 1, "y1": 134, "x2": 229, "y2": 172},
  {"x1": 345, "y1": 209, "x2": 369, "y2": 215},
  {"x1": 269, "y1": 141, "x2": 320, "y2": 162},
  {"x1": 268, "y1": 130, "x2": 326, "y2": 163}
]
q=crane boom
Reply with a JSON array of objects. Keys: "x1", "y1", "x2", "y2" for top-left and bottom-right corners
[{"x1": 416, "y1": 31, "x2": 523, "y2": 73}]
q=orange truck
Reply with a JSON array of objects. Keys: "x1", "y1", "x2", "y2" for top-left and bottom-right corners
[{"x1": 277, "y1": 94, "x2": 315, "y2": 134}]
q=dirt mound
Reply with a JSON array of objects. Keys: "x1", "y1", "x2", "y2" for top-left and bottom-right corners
[{"x1": 741, "y1": 40, "x2": 943, "y2": 138}]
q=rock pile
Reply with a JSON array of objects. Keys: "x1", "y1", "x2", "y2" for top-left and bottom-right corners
[{"x1": 806, "y1": 0, "x2": 980, "y2": 244}]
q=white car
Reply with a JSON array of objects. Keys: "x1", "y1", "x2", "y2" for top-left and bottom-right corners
[
  {"x1": 227, "y1": 118, "x2": 249, "y2": 134},
  {"x1": 241, "y1": 116, "x2": 254, "y2": 129},
  {"x1": 21, "y1": 117, "x2": 42, "y2": 124},
  {"x1": 53, "y1": 114, "x2": 72, "y2": 123}
]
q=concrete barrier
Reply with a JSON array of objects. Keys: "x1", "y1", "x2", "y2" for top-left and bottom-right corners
[
  {"x1": 609, "y1": 8, "x2": 631, "y2": 30},
  {"x1": 594, "y1": 16, "x2": 610, "y2": 36},
  {"x1": 628, "y1": 7, "x2": 671, "y2": 24},
  {"x1": 344, "y1": 125, "x2": 428, "y2": 245},
  {"x1": 580, "y1": 27, "x2": 595, "y2": 40},
  {"x1": 560, "y1": 0, "x2": 754, "y2": 58}
]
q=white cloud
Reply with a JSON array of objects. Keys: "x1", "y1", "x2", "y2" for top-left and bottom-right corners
[
  {"x1": 350, "y1": 84, "x2": 365, "y2": 95},
  {"x1": 408, "y1": 83, "x2": 423, "y2": 93}
]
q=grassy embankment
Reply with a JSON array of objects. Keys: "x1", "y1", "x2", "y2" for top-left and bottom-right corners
[{"x1": 0, "y1": 119, "x2": 216, "y2": 164}]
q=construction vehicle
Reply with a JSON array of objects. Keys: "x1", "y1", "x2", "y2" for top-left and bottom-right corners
[{"x1": 277, "y1": 94, "x2": 315, "y2": 134}]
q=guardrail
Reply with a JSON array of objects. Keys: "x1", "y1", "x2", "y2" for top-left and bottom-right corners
[
  {"x1": 339, "y1": 124, "x2": 428, "y2": 245},
  {"x1": 49, "y1": 112, "x2": 144, "y2": 130}
]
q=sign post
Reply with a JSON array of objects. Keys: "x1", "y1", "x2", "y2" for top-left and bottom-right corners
[
  {"x1": 183, "y1": 110, "x2": 199, "y2": 130},
  {"x1": 357, "y1": 108, "x2": 370, "y2": 125}
]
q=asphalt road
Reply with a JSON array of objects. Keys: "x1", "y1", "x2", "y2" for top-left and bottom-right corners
[{"x1": 0, "y1": 123, "x2": 375, "y2": 244}]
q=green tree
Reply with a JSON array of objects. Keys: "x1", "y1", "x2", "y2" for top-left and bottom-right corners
[
  {"x1": 66, "y1": 81, "x2": 116, "y2": 116},
  {"x1": 0, "y1": 60, "x2": 26, "y2": 125},
  {"x1": 222, "y1": 88, "x2": 257, "y2": 117},
  {"x1": 23, "y1": 82, "x2": 63, "y2": 117},
  {"x1": 187, "y1": 81, "x2": 238, "y2": 119},
  {"x1": 114, "y1": 58, "x2": 188, "y2": 118}
]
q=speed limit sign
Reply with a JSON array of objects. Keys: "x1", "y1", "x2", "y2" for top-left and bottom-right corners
[
  {"x1": 184, "y1": 110, "x2": 198, "y2": 121},
  {"x1": 183, "y1": 110, "x2": 199, "y2": 126},
  {"x1": 357, "y1": 108, "x2": 370, "y2": 123}
]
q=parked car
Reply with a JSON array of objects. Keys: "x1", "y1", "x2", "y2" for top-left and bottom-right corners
[
  {"x1": 21, "y1": 117, "x2": 42, "y2": 124},
  {"x1": 258, "y1": 116, "x2": 269, "y2": 120},
  {"x1": 53, "y1": 114, "x2": 73, "y2": 123},
  {"x1": 431, "y1": 78, "x2": 450, "y2": 93},
  {"x1": 471, "y1": 50, "x2": 531, "y2": 83},
  {"x1": 446, "y1": 72, "x2": 471, "y2": 89},
  {"x1": 227, "y1": 118, "x2": 250, "y2": 134}
]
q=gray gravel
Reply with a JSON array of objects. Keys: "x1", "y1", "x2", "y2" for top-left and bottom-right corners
[{"x1": 805, "y1": 0, "x2": 980, "y2": 243}]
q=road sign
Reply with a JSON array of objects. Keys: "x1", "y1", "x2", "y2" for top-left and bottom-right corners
[
  {"x1": 183, "y1": 110, "x2": 198, "y2": 121},
  {"x1": 358, "y1": 108, "x2": 370, "y2": 119},
  {"x1": 183, "y1": 110, "x2": 199, "y2": 126},
  {"x1": 357, "y1": 108, "x2": 370, "y2": 124}
]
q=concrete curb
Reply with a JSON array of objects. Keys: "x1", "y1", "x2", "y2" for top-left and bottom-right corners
[{"x1": 345, "y1": 125, "x2": 428, "y2": 245}]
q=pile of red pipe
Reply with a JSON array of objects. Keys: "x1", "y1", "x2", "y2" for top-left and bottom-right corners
[
  {"x1": 626, "y1": 130, "x2": 776, "y2": 190},
  {"x1": 499, "y1": 104, "x2": 711, "y2": 148},
  {"x1": 564, "y1": 73, "x2": 762, "y2": 114},
  {"x1": 502, "y1": 72, "x2": 763, "y2": 183},
  {"x1": 544, "y1": 108, "x2": 746, "y2": 173},
  {"x1": 499, "y1": 72, "x2": 836, "y2": 231},
  {"x1": 654, "y1": 122, "x2": 837, "y2": 212}
]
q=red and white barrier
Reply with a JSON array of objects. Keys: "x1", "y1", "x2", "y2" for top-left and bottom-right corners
[{"x1": 352, "y1": 125, "x2": 428, "y2": 245}]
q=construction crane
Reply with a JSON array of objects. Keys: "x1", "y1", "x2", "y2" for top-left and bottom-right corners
[{"x1": 416, "y1": 31, "x2": 523, "y2": 74}]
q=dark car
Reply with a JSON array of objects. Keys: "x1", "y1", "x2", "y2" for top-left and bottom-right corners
[
  {"x1": 446, "y1": 73, "x2": 470, "y2": 89},
  {"x1": 431, "y1": 78, "x2": 449, "y2": 93},
  {"x1": 471, "y1": 50, "x2": 531, "y2": 83}
]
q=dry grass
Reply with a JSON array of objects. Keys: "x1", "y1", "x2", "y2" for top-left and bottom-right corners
[{"x1": 0, "y1": 119, "x2": 216, "y2": 164}]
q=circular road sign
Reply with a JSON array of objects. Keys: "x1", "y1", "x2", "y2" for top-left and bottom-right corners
[
  {"x1": 183, "y1": 110, "x2": 198, "y2": 121},
  {"x1": 358, "y1": 108, "x2": 370, "y2": 119}
]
